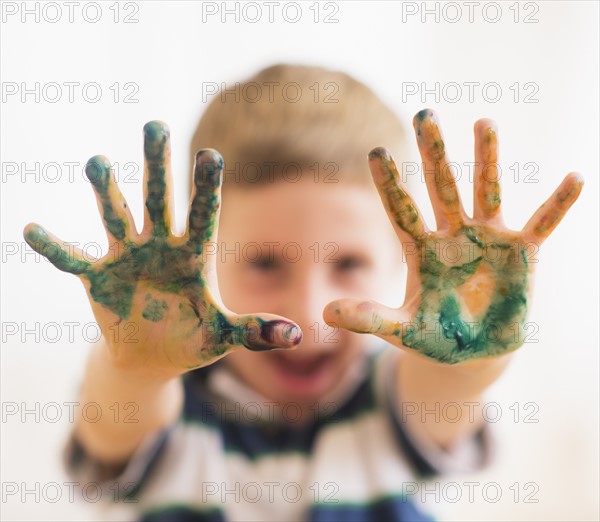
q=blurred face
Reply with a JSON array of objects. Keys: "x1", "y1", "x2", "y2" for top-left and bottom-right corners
[{"x1": 217, "y1": 177, "x2": 404, "y2": 409}]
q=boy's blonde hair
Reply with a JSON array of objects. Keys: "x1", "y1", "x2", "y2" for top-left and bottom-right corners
[{"x1": 190, "y1": 63, "x2": 406, "y2": 189}]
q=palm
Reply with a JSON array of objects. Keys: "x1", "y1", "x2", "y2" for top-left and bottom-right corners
[
  {"x1": 401, "y1": 224, "x2": 529, "y2": 364},
  {"x1": 82, "y1": 236, "x2": 231, "y2": 371},
  {"x1": 24, "y1": 121, "x2": 300, "y2": 374},
  {"x1": 325, "y1": 109, "x2": 583, "y2": 364}
]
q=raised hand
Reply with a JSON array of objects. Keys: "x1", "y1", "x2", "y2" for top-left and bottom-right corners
[
  {"x1": 324, "y1": 109, "x2": 583, "y2": 364},
  {"x1": 24, "y1": 121, "x2": 300, "y2": 376}
]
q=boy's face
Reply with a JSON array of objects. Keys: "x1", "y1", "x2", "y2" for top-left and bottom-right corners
[{"x1": 217, "y1": 177, "x2": 404, "y2": 407}]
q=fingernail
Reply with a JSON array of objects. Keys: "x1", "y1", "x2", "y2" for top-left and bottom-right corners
[
  {"x1": 195, "y1": 149, "x2": 224, "y2": 185},
  {"x1": 23, "y1": 223, "x2": 47, "y2": 249},
  {"x1": 246, "y1": 320, "x2": 301, "y2": 351},
  {"x1": 144, "y1": 120, "x2": 170, "y2": 141},
  {"x1": 85, "y1": 155, "x2": 111, "y2": 186},
  {"x1": 144, "y1": 121, "x2": 169, "y2": 161},
  {"x1": 413, "y1": 108, "x2": 438, "y2": 138},
  {"x1": 415, "y1": 108, "x2": 432, "y2": 123},
  {"x1": 368, "y1": 146, "x2": 390, "y2": 162}
]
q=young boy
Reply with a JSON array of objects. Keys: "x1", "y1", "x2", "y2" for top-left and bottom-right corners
[{"x1": 24, "y1": 64, "x2": 583, "y2": 521}]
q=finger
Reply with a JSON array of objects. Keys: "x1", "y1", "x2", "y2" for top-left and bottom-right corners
[
  {"x1": 187, "y1": 149, "x2": 223, "y2": 251},
  {"x1": 85, "y1": 155, "x2": 137, "y2": 243},
  {"x1": 323, "y1": 298, "x2": 408, "y2": 338},
  {"x1": 368, "y1": 147, "x2": 428, "y2": 241},
  {"x1": 522, "y1": 172, "x2": 584, "y2": 243},
  {"x1": 23, "y1": 223, "x2": 92, "y2": 275},
  {"x1": 234, "y1": 314, "x2": 303, "y2": 351},
  {"x1": 413, "y1": 109, "x2": 466, "y2": 231},
  {"x1": 473, "y1": 119, "x2": 502, "y2": 221},
  {"x1": 143, "y1": 121, "x2": 174, "y2": 238}
]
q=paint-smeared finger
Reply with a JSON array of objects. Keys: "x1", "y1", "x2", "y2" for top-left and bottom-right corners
[
  {"x1": 23, "y1": 223, "x2": 92, "y2": 275},
  {"x1": 85, "y1": 155, "x2": 137, "y2": 243},
  {"x1": 236, "y1": 314, "x2": 302, "y2": 351},
  {"x1": 473, "y1": 119, "x2": 502, "y2": 220},
  {"x1": 522, "y1": 172, "x2": 584, "y2": 243},
  {"x1": 187, "y1": 149, "x2": 223, "y2": 250},
  {"x1": 368, "y1": 147, "x2": 427, "y2": 241},
  {"x1": 413, "y1": 109, "x2": 466, "y2": 230},
  {"x1": 323, "y1": 298, "x2": 407, "y2": 338},
  {"x1": 143, "y1": 121, "x2": 174, "y2": 238}
]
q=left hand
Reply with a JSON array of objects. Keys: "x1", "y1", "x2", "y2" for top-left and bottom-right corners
[{"x1": 324, "y1": 109, "x2": 584, "y2": 364}]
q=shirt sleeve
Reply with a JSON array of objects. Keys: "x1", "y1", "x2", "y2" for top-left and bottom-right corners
[
  {"x1": 63, "y1": 426, "x2": 172, "y2": 502},
  {"x1": 377, "y1": 348, "x2": 495, "y2": 478}
]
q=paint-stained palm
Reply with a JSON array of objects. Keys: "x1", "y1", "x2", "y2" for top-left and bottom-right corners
[
  {"x1": 324, "y1": 109, "x2": 583, "y2": 364},
  {"x1": 24, "y1": 121, "x2": 300, "y2": 376}
]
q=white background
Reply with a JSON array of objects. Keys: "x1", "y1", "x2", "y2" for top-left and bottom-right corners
[{"x1": 1, "y1": 1, "x2": 598, "y2": 521}]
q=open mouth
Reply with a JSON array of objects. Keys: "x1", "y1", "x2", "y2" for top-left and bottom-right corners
[{"x1": 269, "y1": 352, "x2": 335, "y2": 395}]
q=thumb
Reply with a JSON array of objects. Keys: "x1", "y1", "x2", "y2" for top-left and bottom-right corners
[
  {"x1": 233, "y1": 313, "x2": 302, "y2": 352},
  {"x1": 323, "y1": 298, "x2": 407, "y2": 337}
]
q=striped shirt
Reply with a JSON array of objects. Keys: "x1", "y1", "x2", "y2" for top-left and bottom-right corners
[{"x1": 66, "y1": 345, "x2": 490, "y2": 521}]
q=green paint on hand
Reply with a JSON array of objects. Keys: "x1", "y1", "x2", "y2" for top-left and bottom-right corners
[
  {"x1": 83, "y1": 237, "x2": 206, "y2": 319},
  {"x1": 415, "y1": 109, "x2": 431, "y2": 124},
  {"x1": 188, "y1": 150, "x2": 223, "y2": 250},
  {"x1": 142, "y1": 299, "x2": 169, "y2": 322},
  {"x1": 23, "y1": 125, "x2": 298, "y2": 364},
  {"x1": 144, "y1": 121, "x2": 170, "y2": 238},
  {"x1": 400, "y1": 225, "x2": 529, "y2": 364},
  {"x1": 24, "y1": 225, "x2": 91, "y2": 275},
  {"x1": 85, "y1": 156, "x2": 127, "y2": 241}
]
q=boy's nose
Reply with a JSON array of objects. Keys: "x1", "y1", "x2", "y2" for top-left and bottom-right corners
[{"x1": 282, "y1": 276, "x2": 339, "y2": 350}]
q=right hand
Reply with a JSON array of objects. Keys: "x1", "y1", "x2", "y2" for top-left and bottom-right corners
[{"x1": 24, "y1": 121, "x2": 301, "y2": 378}]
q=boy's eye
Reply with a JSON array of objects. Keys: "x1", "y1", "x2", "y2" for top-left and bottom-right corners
[
  {"x1": 335, "y1": 256, "x2": 366, "y2": 272},
  {"x1": 250, "y1": 257, "x2": 280, "y2": 271}
]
